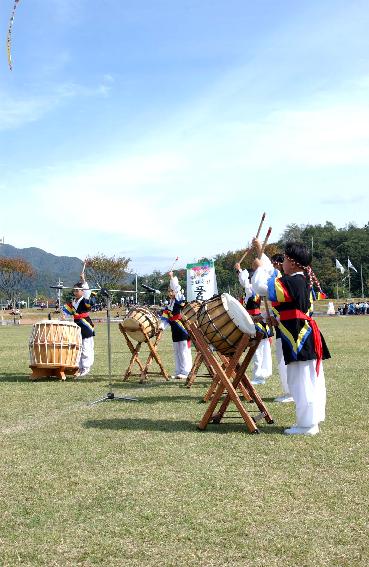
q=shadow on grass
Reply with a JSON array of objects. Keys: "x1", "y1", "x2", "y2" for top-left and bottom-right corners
[
  {"x1": 0, "y1": 373, "x2": 123, "y2": 384},
  {"x1": 0, "y1": 373, "x2": 32, "y2": 382},
  {"x1": 84, "y1": 417, "x2": 284, "y2": 435},
  {"x1": 127, "y1": 395, "x2": 198, "y2": 404}
]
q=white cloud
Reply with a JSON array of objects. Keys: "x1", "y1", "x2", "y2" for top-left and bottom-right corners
[
  {"x1": 32, "y1": 151, "x2": 189, "y2": 242},
  {"x1": 0, "y1": 77, "x2": 113, "y2": 131}
]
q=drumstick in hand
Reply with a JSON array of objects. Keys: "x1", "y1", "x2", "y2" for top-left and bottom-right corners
[
  {"x1": 259, "y1": 226, "x2": 272, "y2": 257},
  {"x1": 169, "y1": 256, "x2": 179, "y2": 272},
  {"x1": 237, "y1": 212, "x2": 266, "y2": 264},
  {"x1": 257, "y1": 226, "x2": 274, "y2": 335}
]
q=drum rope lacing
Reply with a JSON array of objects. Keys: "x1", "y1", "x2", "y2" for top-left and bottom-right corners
[{"x1": 198, "y1": 304, "x2": 241, "y2": 353}]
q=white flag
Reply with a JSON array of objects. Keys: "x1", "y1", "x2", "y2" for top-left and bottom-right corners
[
  {"x1": 347, "y1": 258, "x2": 358, "y2": 272},
  {"x1": 335, "y1": 259, "x2": 345, "y2": 274}
]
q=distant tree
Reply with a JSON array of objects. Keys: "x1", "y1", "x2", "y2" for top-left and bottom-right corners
[
  {"x1": 0, "y1": 257, "x2": 34, "y2": 307},
  {"x1": 277, "y1": 222, "x2": 369, "y2": 297},
  {"x1": 140, "y1": 269, "x2": 167, "y2": 293},
  {"x1": 138, "y1": 267, "x2": 188, "y2": 303},
  {"x1": 279, "y1": 223, "x2": 304, "y2": 244},
  {"x1": 84, "y1": 254, "x2": 131, "y2": 289}
]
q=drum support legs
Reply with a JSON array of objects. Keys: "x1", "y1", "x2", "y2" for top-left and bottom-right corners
[
  {"x1": 120, "y1": 326, "x2": 169, "y2": 382},
  {"x1": 185, "y1": 351, "x2": 214, "y2": 388},
  {"x1": 29, "y1": 365, "x2": 79, "y2": 381},
  {"x1": 187, "y1": 322, "x2": 273, "y2": 433}
]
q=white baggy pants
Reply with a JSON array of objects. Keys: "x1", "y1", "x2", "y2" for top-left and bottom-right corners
[
  {"x1": 252, "y1": 337, "x2": 272, "y2": 381},
  {"x1": 79, "y1": 336, "x2": 95, "y2": 373},
  {"x1": 287, "y1": 360, "x2": 326, "y2": 427},
  {"x1": 173, "y1": 340, "x2": 192, "y2": 377},
  {"x1": 276, "y1": 337, "x2": 289, "y2": 395}
]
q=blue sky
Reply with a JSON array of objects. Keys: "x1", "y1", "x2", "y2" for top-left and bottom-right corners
[{"x1": 1, "y1": 0, "x2": 369, "y2": 274}]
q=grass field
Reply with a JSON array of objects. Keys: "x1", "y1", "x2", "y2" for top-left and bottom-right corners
[{"x1": 0, "y1": 316, "x2": 368, "y2": 567}]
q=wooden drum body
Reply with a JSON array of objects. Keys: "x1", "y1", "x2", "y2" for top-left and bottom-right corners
[
  {"x1": 29, "y1": 320, "x2": 82, "y2": 367},
  {"x1": 181, "y1": 301, "x2": 202, "y2": 327},
  {"x1": 196, "y1": 293, "x2": 256, "y2": 355},
  {"x1": 120, "y1": 306, "x2": 159, "y2": 343}
]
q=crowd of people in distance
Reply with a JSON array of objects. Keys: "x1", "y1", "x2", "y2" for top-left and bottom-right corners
[{"x1": 337, "y1": 301, "x2": 369, "y2": 315}]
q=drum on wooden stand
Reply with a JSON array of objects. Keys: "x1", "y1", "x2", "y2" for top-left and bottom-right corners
[
  {"x1": 196, "y1": 293, "x2": 256, "y2": 355},
  {"x1": 181, "y1": 300, "x2": 203, "y2": 327},
  {"x1": 29, "y1": 320, "x2": 82, "y2": 368},
  {"x1": 119, "y1": 306, "x2": 159, "y2": 343}
]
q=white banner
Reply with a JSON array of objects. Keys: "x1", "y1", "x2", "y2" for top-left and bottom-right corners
[
  {"x1": 348, "y1": 258, "x2": 358, "y2": 272},
  {"x1": 186, "y1": 260, "x2": 217, "y2": 301},
  {"x1": 335, "y1": 259, "x2": 345, "y2": 274}
]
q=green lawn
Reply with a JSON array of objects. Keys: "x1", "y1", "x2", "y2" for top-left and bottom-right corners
[{"x1": 0, "y1": 316, "x2": 368, "y2": 566}]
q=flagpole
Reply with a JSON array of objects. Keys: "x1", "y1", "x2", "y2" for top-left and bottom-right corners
[
  {"x1": 336, "y1": 272, "x2": 339, "y2": 300},
  {"x1": 361, "y1": 264, "x2": 364, "y2": 299},
  {"x1": 347, "y1": 259, "x2": 351, "y2": 297}
]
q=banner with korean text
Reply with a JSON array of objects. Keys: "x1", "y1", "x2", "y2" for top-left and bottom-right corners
[{"x1": 186, "y1": 260, "x2": 217, "y2": 301}]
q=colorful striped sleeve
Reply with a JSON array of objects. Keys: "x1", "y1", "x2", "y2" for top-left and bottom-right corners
[
  {"x1": 62, "y1": 303, "x2": 74, "y2": 316},
  {"x1": 267, "y1": 274, "x2": 293, "y2": 303}
]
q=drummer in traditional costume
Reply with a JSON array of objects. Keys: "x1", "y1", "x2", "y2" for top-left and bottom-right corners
[
  {"x1": 160, "y1": 271, "x2": 192, "y2": 379},
  {"x1": 235, "y1": 262, "x2": 272, "y2": 385},
  {"x1": 259, "y1": 252, "x2": 293, "y2": 403},
  {"x1": 62, "y1": 273, "x2": 95, "y2": 377},
  {"x1": 252, "y1": 241, "x2": 330, "y2": 435}
]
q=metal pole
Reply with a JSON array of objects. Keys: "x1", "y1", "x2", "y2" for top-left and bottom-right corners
[
  {"x1": 361, "y1": 264, "x2": 364, "y2": 298},
  {"x1": 106, "y1": 294, "x2": 112, "y2": 380},
  {"x1": 135, "y1": 274, "x2": 138, "y2": 304},
  {"x1": 89, "y1": 287, "x2": 138, "y2": 404},
  {"x1": 347, "y1": 259, "x2": 350, "y2": 297}
]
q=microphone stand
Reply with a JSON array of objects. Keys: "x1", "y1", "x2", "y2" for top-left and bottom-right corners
[{"x1": 90, "y1": 287, "x2": 138, "y2": 405}]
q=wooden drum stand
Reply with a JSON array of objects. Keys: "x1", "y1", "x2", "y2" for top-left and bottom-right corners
[
  {"x1": 119, "y1": 324, "x2": 169, "y2": 383},
  {"x1": 186, "y1": 320, "x2": 274, "y2": 434}
]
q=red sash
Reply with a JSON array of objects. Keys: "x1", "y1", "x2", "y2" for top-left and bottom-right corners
[
  {"x1": 247, "y1": 308, "x2": 261, "y2": 315},
  {"x1": 279, "y1": 309, "x2": 323, "y2": 374},
  {"x1": 74, "y1": 312, "x2": 89, "y2": 320},
  {"x1": 169, "y1": 313, "x2": 182, "y2": 321}
]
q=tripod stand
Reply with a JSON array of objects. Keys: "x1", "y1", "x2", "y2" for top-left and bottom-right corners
[{"x1": 90, "y1": 288, "x2": 138, "y2": 405}]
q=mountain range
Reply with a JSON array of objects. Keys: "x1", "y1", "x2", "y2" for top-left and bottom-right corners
[{"x1": 0, "y1": 243, "x2": 83, "y2": 297}]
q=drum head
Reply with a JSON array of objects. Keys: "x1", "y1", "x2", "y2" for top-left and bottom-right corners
[
  {"x1": 121, "y1": 318, "x2": 141, "y2": 333},
  {"x1": 221, "y1": 293, "x2": 256, "y2": 335},
  {"x1": 120, "y1": 307, "x2": 158, "y2": 342},
  {"x1": 37, "y1": 319, "x2": 77, "y2": 326}
]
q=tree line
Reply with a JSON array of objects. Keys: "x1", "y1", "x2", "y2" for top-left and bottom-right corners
[
  {"x1": 1, "y1": 222, "x2": 369, "y2": 306},
  {"x1": 140, "y1": 221, "x2": 369, "y2": 299}
]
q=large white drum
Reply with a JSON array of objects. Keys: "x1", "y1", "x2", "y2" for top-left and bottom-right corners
[
  {"x1": 29, "y1": 320, "x2": 82, "y2": 367},
  {"x1": 196, "y1": 293, "x2": 256, "y2": 355}
]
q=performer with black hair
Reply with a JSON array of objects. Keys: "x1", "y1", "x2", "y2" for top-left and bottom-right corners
[
  {"x1": 252, "y1": 241, "x2": 330, "y2": 435},
  {"x1": 160, "y1": 271, "x2": 192, "y2": 379},
  {"x1": 62, "y1": 272, "x2": 96, "y2": 377}
]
